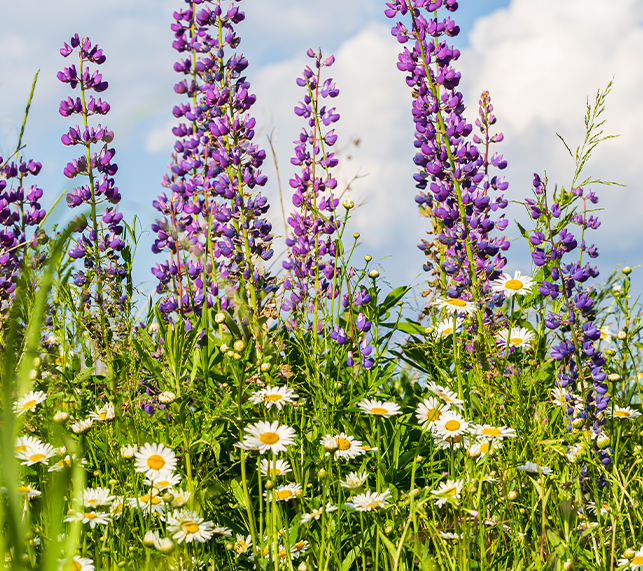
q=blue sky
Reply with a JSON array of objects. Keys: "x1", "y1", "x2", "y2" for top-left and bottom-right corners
[{"x1": 1, "y1": 0, "x2": 640, "y2": 309}]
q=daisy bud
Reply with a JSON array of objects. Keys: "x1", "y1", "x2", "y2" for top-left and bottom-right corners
[
  {"x1": 353, "y1": 232, "x2": 360, "y2": 239},
  {"x1": 364, "y1": 255, "x2": 372, "y2": 262},
  {"x1": 233, "y1": 352, "x2": 242, "y2": 360},
  {"x1": 563, "y1": 560, "x2": 573, "y2": 570},
  {"x1": 424, "y1": 327, "x2": 434, "y2": 335},
  {"x1": 507, "y1": 490, "x2": 518, "y2": 500},
  {"x1": 416, "y1": 455, "x2": 424, "y2": 462},
  {"x1": 215, "y1": 312, "x2": 226, "y2": 324},
  {"x1": 260, "y1": 363, "x2": 272, "y2": 372},
  {"x1": 635, "y1": 445, "x2": 642, "y2": 454},
  {"x1": 369, "y1": 270, "x2": 379, "y2": 278},
  {"x1": 623, "y1": 548, "x2": 636, "y2": 559},
  {"x1": 334, "y1": 382, "x2": 342, "y2": 389},
  {"x1": 607, "y1": 373, "x2": 620, "y2": 382},
  {"x1": 265, "y1": 480, "x2": 275, "y2": 490},
  {"x1": 29, "y1": 369, "x2": 38, "y2": 380},
  {"x1": 342, "y1": 198, "x2": 354, "y2": 209},
  {"x1": 33, "y1": 357, "x2": 41, "y2": 368},
  {"x1": 622, "y1": 266, "x2": 632, "y2": 275},
  {"x1": 384, "y1": 525, "x2": 393, "y2": 534},
  {"x1": 617, "y1": 330, "x2": 627, "y2": 340},
  {"x1": 142, "y1": 531, "x2": 157, "y2": 547},
  {"x1": 233, "y1": 339, "x2": 246, "y2": 352},
  {"x1": 226, "y1": 350, "x2": 235, "y2": 358},
  {"x1": 108, "y1": 479, "x2": 118, "y2": 486},
  {"x1": 162, "y1": 492, "x2": 174, "y2": 503},
  {"x1": 318, "y1": 469, "x2": 328, "y2": 480},
  {"x1": 148, "y1": 323, "x2": 160, "y2": 334},
  {"x1": 597, "y1": 434, "x2": 610, "y2": 449},
  {"x1": 298, "y1": 563, "x2": 307, "y2": 571},
  {"x1": 53, "y1": 411, "x2": 69, "y2": 423},
  {"x1": 605, "y1": 348, "x2": 616, "y2": 356},
  {"x1": 572, "y1": 418, "x2": 584, "y2": 428},
  {"x1": 225, "y1": 542, "x2": 233, "y2": 551},
  {"x1": 220, "y1": 343, "x2": 229, "y2": 352},
  {"x1": 158, "y1": 391, "x2": 177, "y2": 404}
]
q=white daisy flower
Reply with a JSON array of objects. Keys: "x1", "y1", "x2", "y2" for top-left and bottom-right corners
[
  {"x1": 233, "y1": 534, "x2": 252, "y2": 557},
  {"x1": 618, "y1": 547, "x2": 643, "y2": 569},
  {"x1": 128, "y1": 490, "x2": 165, "y2": 514},
  {"x1": 415, "y1": 397, "x2": 448, "y2": 428},
  {"x1": 340, "y1": 471, "x2": 368, "y2": 489},
  {"x1": 110, "y1": 497, "x2": 125, "y2": 519},
  {"x1": 320, "y1": 433, "x2": 364, "y2": 460},
  {"x1": 345, "y1": 490, "x2": 390, "y2": 512},
  {"x1": 240, "y1": 421, "x2": 296, "y2": 455},
  {"x1": 153, "y1": 535, "x2": 175, "y2": 554},
  {"x1": 64, "y1": 511, "x2": 112, "y2": 528},
  {"x1": 249, "y1": 386, "x2": 298, "y2": 410},
  {"x1": 301, "y1": 503, "x2": 337, "y2": 523},
  {"x1": 18, "y1": 442, "x2": 56, "y2": 466},
  {"x1": 53, "y1": 411, "x2": 69, "y2": 423},
  {"x1": 260, "y1": 458, "x2": 292, "y2": 477},
  {"x1": 67, "y1": 556, "x2": 95, "y2": 571},
  {"x1": 433, "y1": 297, "x2": 477, "y2": 316},
  {"x1": 473, "y1": 424, "x2": 517, "y2": 440},
  {"x1": 425, "y1": 382, "x2": 464, "y2": 407},
  {"x1": 16, "y1": 485, "x2": 41, "y2": 499},
  {"x1": 170, "y1": 490, "x2": 191, "y2": 508},
  {"x1": 120, "y1": 444, "x2": 138, "y2": 459},
  {"x1": 167, "y1": 509, "x2": 215, "y2": 544},
  {"x1": 82, "y1": 487, "x2": 115, "y2": 508},
  {"x1": 495, "y1": 327, "x2": 535, "y2": 349},
  {"x1": 608, "y1": 406, "x2": 641, "y2": 419},
  {"x1": 438, "y1": 531, "x2": 462, "y2": 540},
  {"x1": 433, "y1": 317, "x2": 464, "y2": 338},
  {"x1": 70, "y1": 418, "x2": 94, "y2": 434},
  {"x1": 587, "y1": 501, "x2": 610, "y2": 516},
  {"x1": 468, "y1": 439, "x2": 503, "y2": 459},
  {"x1": 134, "y1": 443, "x2": 177, "y2": 479},
  {"x1": 264, "y1": 483, "x2": 302, "y2": 502},
  {"x1": 143, "y1": 530, "x2": 161, "y2": 546},
  {"x1": 433, "y1": 410, "x2": 469, "y2": 440},
  {"x1": 49, "y1": 454, "x2": 86, "y2": 472},
  {"x1": 290, "y1": 539, "x2": 309, "y2": 559},
  {"x1": 490, "y1": 270, "x2": 536, "y2": 297},
  {"x1": 158, "y1": 391, "x2": 177, "y2": 404},
  {"x1": 599, "y1": 326, "x2": 612, "y2": 344},
  {"x1": 516, "y1": 461, "x2": 552, "y2": 475},
  {"x1": 431, "y1": 479, "x2": 464, "y2": 507},
  {"x1": 14, "y1": 435, "x2": 42, "y2": 456},
  {"x1": 433, "y1": 433, "x2": 470, "y2": 450},
  {"x1": 89, "y1": 403, "x2": 115, "y2": 422},
  {"x1": 357, "y1": 398, "x2": 401, "y2": 417},
  {"x1": 13, "y1": 390, "x2": 47, "y2": 416},
  {"x1": 145, "y1": 472, "x2": 182, "y2": 491},
  {"x1": 566, "y1": 443, "x2": 585, "y2": 463}
]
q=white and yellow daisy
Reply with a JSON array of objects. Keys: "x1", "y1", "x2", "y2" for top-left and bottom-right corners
[
  {"x1": 167, "y1": 509, "x2": 215, "y2": 544},
  {"x1": 345, "y1": 490, "x2": 390, "y2": 512},
  {"x1": 16, "y1": 484, "x2": 41, "y2": 499},
  {"x1": 120, "y1": 444, "x2": 138, "y2": 459},
  {"x1": 433, "y1": 410, "x2": 469, "y2": 440},
  {"x1": 70, "y1": 418, "x2": 93, "y2": 434},
  {"x1": 145, "y1": 472, "x2": 182, "y2": 491},
  {"x1": 128, "y1": 490, "x2": 165, "y2": 514},
  {"x1": 170, "y1": 490, "x2": 191, "y2": 508},
  {"x1": 433, "y1": 433, "x2": 470, "y2": 450},
  {"x1": 15, "y1": 435, "x2": 42, "y2": 456},
  {"x1": 82, "y1": 487, "x2": 115, "y2": 509},
  {"x1": 249, "y1": 386, "x2": 298, "y2": 410},
  {"x1": 468, "y1": 439, "x2": 503, "y2": 459},
  {"x1": 301, "y1": 503, "x2": 337, "y2": 523},
  {"x1": 340, "y1": 471, "x2": 368, "y2": 489},
  {"x1": 618, "y1": 547, "x2": 643, "y2": 569},
  {"x1": 320, "y1": 433, "x2": 364, "y2": 460},
  {"x1": 233, "y1": 534, "x2": 252, "y2": 557},
  {"x1": 473, "y1": 424, "x2": 517, "y2": 440},
  {"x1": 143, "y1": 530, "x2": 161, "y2": 547},
  {"x1": 158, "y1": 391, "x2": 177, "y2": 404},
  {"x1": 49, "y1": 454, "x2": 86, "y2": 472},
  {"x1": 415, "y1": 397, "x2": 448, "y2": 428},
  {"x1": 260, "y1": 458, "x2": 292, "y2": 477},
  {"x1": 431, "y1": 479, "x2": 464, "y2": 507},
  {"x1": 53, "y1": 411, "x2": 69, "y2": 423},
  {"x1": 240, "y1": 421, "x2": 296, "y2": 455},
  {"x1": 599, "y1": 326, "x2": 612, "y2": 344},
  {"x1": 212, "y1": 526, "x2": 233, "y2": 538},
  {"x1": 566, "y1": 443, "x2": 586, "y2": 463},
  {"x1": 67, "y1": 556, "x2": 94, "y2": 571},
  {"x1": 153, "y1": 535, "x2": 174, "y2": 554},
  {"x1": 608, "y1": 406, "x2": 641, "y2": 419},
  {"x1": 89, "y1": 403, "x2": 115, "y2": 422},
  {"x1": 18, "y1": 442, "x2": 56, "y2": 466},
  {"x1": 495, "y1": 327, "x2": 535, "y2": 349},
  {"x1": 64, "y1": 511, "x2": 112, "y2": 528},
  {"x1": 264, "y1": 483, "x2": 302, "y2": 502},
  {"x1": 586, "y1": 501, "x2": 610, "y2": 516},
  {"x1": 425, "y1": 382, "x2": 463, "y2": 407},
  {"x1": 516, "y1": 461, "x2": 552, "y2": 476},
  {"x1": 433, "y1": 297, "x2": 477, "y2": 316},
  {"x1": 491, "y1": 270, "x2": 536, "y2": 297},
  {"x1": 110, "y1": 497, "x2": 125, "y2": 519},
  {"x1": 13, "y1": 390, "x2": 47, "y2": 416},
  {"x1": 290, "y1": 539, "x2": 309, "y2": 559},
  {"x1": 357, "y1": 398, "x2": 401, "y2": 417},
  {"x1": 134, "y1": 443, "x2": 177, "y2": 479},
  {"x1": 433, "y1": 317, "x2": 464, "y2": 338}
]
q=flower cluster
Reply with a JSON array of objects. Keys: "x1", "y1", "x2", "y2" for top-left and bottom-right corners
[{"x1": 151, "y1": 0, "x2": 276, "y2": 321}]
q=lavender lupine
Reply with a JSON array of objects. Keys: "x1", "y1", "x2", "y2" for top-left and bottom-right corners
[
  {"x1": 151, "y1": 0, "x2": 276, "y2": 324},
  {"x1": 58, "y1": 35, "x2": 126, "y2": 315},
  {"x1": 386, "y1": 2, "x2": 510, "y2": 316}
]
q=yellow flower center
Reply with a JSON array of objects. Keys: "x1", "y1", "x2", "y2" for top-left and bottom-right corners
[
  {"x1": 446, "y1": 298, "x2": 467, "y2": 307},
  {"x1": 112, "y1": 504, "x2": 123, "y2": 514},
  {"x1": 442, "y1": 327, "x2": 453, "y2": 335},
  {"x1": 15, "y1": 445, "x2": 27, "y2": 452},
  {"x1": 444, "y1": 420, "x2": 461, "y2": 432},
  {"x1": 182, "y1": 521, "x2": 200, "y2": 534},
  {"x1": 260, "y1": 432, "x2": 280, "y2": 445},
  {"x1": 22, "y1": 399, "x2": 37, "y2": 410},
  {"x1": 234, "y1": 541, "x2": 248, "y2": 554},
  {"x1": 99, "y1": 412, "x2": 107, "y2": 420},
  {"x1": 275, "y1": 489, "x2": 293, "y2": 500},
  {"x1": 336, "y1": 437, "x2": 350, "y2": 450},
  {"x1": 362, "y1": 445, "x2": 372, "y2": 450},
  {"x1": 293, "y1": 540, "x2": 306, "y2": 551},
  {"x1": 482, "y1": 427, "x2": 502, "y2": 437},
  {"x1": 86, "y1": 499, "x2": 97, "y2": 507},
  {"x1": 17, "y1": 486, "x2": 31, "y2": 494},
  {"x1": 504, "y1": 279, "x2": 524, "y2": 290},
  {"x1": 614, "y1": 410, "x2": 630, "y2": 417},
  {"x1": 425, "y1": 408, "x2": 441, "y2": 422},
  {"x1": 632, "y1": 556, "x2": 643, "y2": 565},
  {"x1": 155, "y1": 481, "x2": 170, "y2": 489},
  {"x1": 446, "y1": 487, "x2": 458, "y2": 496},
  {"x1": 479, "y1": 442, "x2": 492, "y2": 454},
  {"x1": 264, "y1": 394, "x2": 283, "y2": 402},
  {"x1": 510, "y1": 338, "x2": 523, "y2": 345},
  {"x1": 147, "y1": 454, "x2": 165, "y2": 470},
  {"x1": 84, "y1": 512, "x2": 97, "y2": 519},
  {"x1": 29, "y1": 453, "x2": 46, "y2": 463},
  {"x1": 278, "y1": 549, "x2": 288, "y2": 559},
  {"x1": 370, "y1": 407, "x2": 388, "y2": 415},
  {"x1": 71, "y1": 561, "x2": 82, "y2": 571}
]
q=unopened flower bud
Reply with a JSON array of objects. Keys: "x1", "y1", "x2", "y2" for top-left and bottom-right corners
[
  {"x1": 158, "y1": 391, "x2": 177, "y2": 404},
  {"x1": 162, "y1": 492, "x2": 174, "y2": 503},
  {"x1": 317, "y1": 469, "x2": 328, "y2": 480},
  {"x1": 623, "y1": 548, "x2": 636, "y2": 559},
  {"x1": 635, "y1": 445, "x2": 643, "y2": 454},
  {"x1": 53, "y1": 411, "x2": 69, "y2": 423},
  {"x1": 226, "y1": 350, "x2": 235, "y2": 358},
  {"x1": 572, "y1": 418, "x2": 584, "y2": 429},
  {"x1": 353, "y1": 232, "x2": 360, "y2": 239},
  {"x1": 142, "y1": 531, "x2": 157, "y2": 547},
  {"x1": 605, "y1": 348, "x2": 616, "y2": 356},
  {"x1": 607, "y1": 373, "x2": 620, "y2": 382},
  {"x1": 617, "y1": 330, "x2": 627, "y2": 341},
  {"x1": 369, "y1": 270, "x2": 379, "y2": 278},
  {"x1": 108, "y1": 479, "x2": 118, "y2": 486},
  {"x1": 225, "y1": 542, "x2": 234, "y2": 551},
  {"x1": 622, "y1": 266, "x2": 632, "y2": 275},
  {"x1": 260, "y1": 362, "x2": 272, "y2": 372},
  {"x1": 384, "y1": 525, "x2": 393, "y2": 534},
  {"x1": 597, "y1": 434, "x2": 610, "y2": 449},
  {"x1": 342, "y1": 198, "x2": 355, "y2": 209},
  {"x1": 563, "y1": 560, "x2": 573, "y2": 570},
  {"x1": 233, "y1": 339, "x2": 246, "y2": 352},
  {"x1": 220, "y1": 343, "x2": 229, "y2": 353},
  {"x1": 298, "y1": 563, "x2": 307, "y2": 571},
  {"x1": 507, "y1": 490, "x2": 518, "y2": 500},
  {"x1": 148, "y1": 323, "x2": 160, "y2": 334},
  {"x1": 215, "y1": 312, "x2": 226, "y2": 324},
  {"x1": 364, "y1": 255, "x2": 372, "y2": 262},
  {"x1": 264, "y1": 480, "x2": 275, "y2": 490},
  {"x1": 233, "y1": 352, "x2": 241, "y2": 360}
]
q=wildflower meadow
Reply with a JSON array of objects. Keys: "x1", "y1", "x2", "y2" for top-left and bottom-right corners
[{"x1": 2, "y1": 1, "x2": 643, "y2": 570}]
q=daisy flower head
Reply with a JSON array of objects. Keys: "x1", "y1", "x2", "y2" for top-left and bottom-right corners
[
  {"x1": 16, "y1": 485, "x2": 41, "y2": 499},
  {"x1": 128, "y1": 490, "x2": 165, "y2": 513},
  {"x1": 566, "y1": 443, "x2": 586, "y2": 463},
  {"x1": 357, "y1": 398, "x2": 401, "y2": 418},
  {"x1": 15, "y1": 435, "x2": 42, "y2": 456},
  {"x1": 608, "y1": 406, "x2": 641, "y2": 420},
  {"x1": 433, "y1": 433, "x2": 469, "y2": 450},
  {"x1": 19, "y1": 442, "x2": 56, "y2": 466},
  {"x1": 120, "y1": 444, "x2": 138, "y2": 459},
  {"x1": 264, "y1": 483, "x2": 302, "y2": 502},
  {"x1": 321, "y1": 433, "x2": 364, "y2": 460},
  {"x1": 340, "y1": 471, "x2": 368, "y2": 489},
  {"x1": 301, "y1": 503, "x2": 337, "y2": 523},
  {"x1": 67, "y1": 556, "x2": 94, "y2": 571},
  {"x1": 345, "y1": 490, "x2": 391, "y2": 512},
  {"x1": 158, "y1": 391, "x2": 177, "y2": 404},
  {"x1": 495, "y1": 327, "x2": 535, "y2": 349},
  {"x1": 433, "y1": 297, "x2": 477, "y2": 316},
  {"x1": 145, "y1": 472, "x2": 182, "y2": 492},
  {"x1": 425, "y1": 382, "x2": 463, "y2": 407},
  {"x1": 433, "y1": 410, "x2": 469, "y2": 440},
  {"x1": 587, "y1": 501, "x2": 610, "y2": 516},
  {"x1": 260, "y1": 458, "x2": 292, "y2": 477},
  {"x1": 14, "y1": 390, "x2": 47, "y2": 416},
  {"x1": 431, "y1": 479, "x2": 464, "y2": 507},
  {"x1": 517, "y1": 461, "x2": 552, "y2": 476},
  {"x1": 143, "y1": 530, "x2": 161, "y2": 547},
  {"x1": 415, "y1": 397, "x2": 448, "y2": 428},
  {"x1": 134, "y1": 443, "x2": 177, "y2": 479},
  {"x1": 110, "y1": 497, "x2": 125, "y2": 519},
  {"x1": 619, "y1": 547, "x2": 643, "y2": 569},
  {"x1": 474, "y1": 424, "x2": 517, "y2": 440},
  {"x1": 82, "y1": 487, "x2": 115, "y2": 508},
  {"x1": 233, "y1": 534, "x2": 252, "y2": 557},
  {"x1": 89, "y1": 403, "x2": 115, "y2": 422},
  {"x1": 290, "y1": 540, "x2": 309, "y2": 559},
  {"x1": 433, "y1": 317, "x2": 464, "y2": 339},
  {"x1": 249, "y1": 386, "x2": 298, "y2": 410},
  {"x1": 153, "y1": 535, "x2": 174, "y2": 554},
  {"x1": 170, "y1": 489, "x2": 191, "y2": 508},
  {"x1": 167, "y1": 509, "x2": 215, "y2": 544},
  {"x1": 599, "y1": 326, "x2": 612, "y2": 344},
  {"x1": 240, "y1": 421, "x2": 296, "y2": 455},
  {"x1": 64, "y1": 511, "x2": 112, "y2": 528},
  {"x1": 468, "y1": 439, "x2": 503, "y2": 459},
  {"x1": 491, "y1": 270, "x2": 536, "y2": 297},
  {"x1": 70, "y1": 418, "x2": 93, "y2": 434}
]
